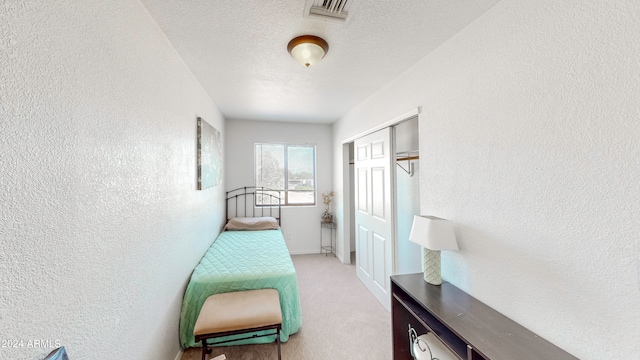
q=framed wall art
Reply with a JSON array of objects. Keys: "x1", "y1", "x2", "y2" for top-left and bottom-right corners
[{"x1": 197, "y1": 117, "x2": 222, "y2": 190}]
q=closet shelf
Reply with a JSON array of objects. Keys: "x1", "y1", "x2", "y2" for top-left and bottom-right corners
[
  {"x1": 349, "y1": 153, "x2": 419, "y2": 176},
  {"x1": 395, "y1": 150, "x2": 418, "y2": 177},
  {"x1": 396, "y1": 155, "x2": 419, "y2": 162}
]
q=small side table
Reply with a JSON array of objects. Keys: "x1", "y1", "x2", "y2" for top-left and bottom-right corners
[{"x1": 320, "y1": 221, "x2": 336, "y2": 256}]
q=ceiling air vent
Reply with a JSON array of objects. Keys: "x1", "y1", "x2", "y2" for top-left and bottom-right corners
[{"x1": 304, "y1": 0, "x2": 359, "y2": 23}]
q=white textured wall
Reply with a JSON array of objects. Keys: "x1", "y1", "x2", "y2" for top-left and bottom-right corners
[
  {"x1": 332, "y1": 0, "x2": 640, "y2": 358},
  {"x1": 0, "y1": 1, "x2": 225, "y2": 359},
  {"x1": 225, "y1": 119, "x2": 333, "y2": 254}
]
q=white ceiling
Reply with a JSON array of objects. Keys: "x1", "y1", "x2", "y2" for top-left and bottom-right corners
[{"x1": 140, "y1": 0, "x2": 501, "y2": 124}]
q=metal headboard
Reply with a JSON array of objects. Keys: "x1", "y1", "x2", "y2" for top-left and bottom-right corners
[{"x1": 226, "y1": 187, "x2": 282, "y2": 225}]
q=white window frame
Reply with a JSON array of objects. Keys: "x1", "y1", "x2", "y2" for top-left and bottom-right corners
[{"x1": 254, "y1": 143, "x2": 317, "y2": 206}]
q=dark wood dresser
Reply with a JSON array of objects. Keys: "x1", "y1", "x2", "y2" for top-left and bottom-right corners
[{"x1": 391, "y1": 274, "x2": 578, "y2": 360}]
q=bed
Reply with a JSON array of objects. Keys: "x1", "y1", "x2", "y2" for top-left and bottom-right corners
[{"x1": 179, "y1": 187, "x2": 302, "y2": 349}]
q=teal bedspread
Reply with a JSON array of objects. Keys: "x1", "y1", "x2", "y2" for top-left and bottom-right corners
[{"x1": 179, "y1": 229, "x2": 302, "y2": 348}]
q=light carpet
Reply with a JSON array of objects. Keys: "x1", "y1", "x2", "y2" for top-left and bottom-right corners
[{"x1": 180, "y1": 253, "x2": 391, "y2": 360}]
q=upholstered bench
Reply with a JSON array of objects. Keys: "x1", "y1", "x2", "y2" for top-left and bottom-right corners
[{"x1": 194, "y1": 289, "x2": 283, "y2": 360}]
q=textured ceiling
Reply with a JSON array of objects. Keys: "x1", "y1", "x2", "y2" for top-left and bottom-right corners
[{"x1": 140, "y1": 0, "x2": 501, "y2": 123}]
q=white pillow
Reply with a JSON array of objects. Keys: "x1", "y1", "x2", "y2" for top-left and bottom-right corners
[{"x1": 224, "y1": 217, "x2": 280, "y2": 231}]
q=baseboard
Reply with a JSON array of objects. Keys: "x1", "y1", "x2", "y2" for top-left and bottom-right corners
[
  {"x1": 288, "y1": 250, "x2": 323, "y2": 255},
  {"x1": 174, "y1": 349, "x2": 183, "y2": 360}
]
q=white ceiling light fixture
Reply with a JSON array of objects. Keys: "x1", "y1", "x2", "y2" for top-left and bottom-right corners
[{"x1": 287, "y1": 35, "x2": 329, "y2": 68}]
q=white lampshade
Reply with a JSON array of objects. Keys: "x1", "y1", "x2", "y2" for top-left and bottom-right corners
[
  {"x1": 409, "y1": 215, "x2": 458, "y2": 251},
  {"x1": 287, "y1": 35, "x2": 329, "y2": 67}
]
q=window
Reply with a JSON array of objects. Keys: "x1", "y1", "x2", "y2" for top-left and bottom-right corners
[{"x1": 255, "y1": 143, "x2": 316, "y2": 206}]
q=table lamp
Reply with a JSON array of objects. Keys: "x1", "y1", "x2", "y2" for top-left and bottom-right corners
[{"x1": 408, "y1": 215, "x2": 458, "y2": 285}]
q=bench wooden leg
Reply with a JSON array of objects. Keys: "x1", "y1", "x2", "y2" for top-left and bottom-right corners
[
  {"x1": 276, "y1": 325, "x2": 282, "y2": 360},
  {"x1": 201, "y1": 340, "x2": 207, "y2": 360},
  {"x1": 201, "y1": 339, "x2": 212, "y2": 360}
]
